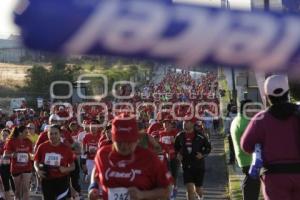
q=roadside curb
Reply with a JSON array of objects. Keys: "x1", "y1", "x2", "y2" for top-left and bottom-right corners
[
  {"x1": 227, "y1": 163, "x2": 244, "y2": 200},
  {"x1": 224, "y1": 135, "x2": 244, "y2": 200}
]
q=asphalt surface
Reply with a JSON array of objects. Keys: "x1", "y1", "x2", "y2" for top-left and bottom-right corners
[
  {"x1": 27, "y1": 134, "x2": 229, "y2": 200},
  {"x1": 175, "y1": 134, "x2": 229, "y2": 200}
]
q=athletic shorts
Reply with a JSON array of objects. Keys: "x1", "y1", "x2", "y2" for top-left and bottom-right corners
[
  {"x1": 0, "y1": 164, "x2": 14, "y2": 191},
  {"x1": 169, "y1": 158, "x2": 179, "y2": 180},
  {"x1": 41, "y1": 176, "x2": 69, "y2": 200},
  {"x1": 183, "y1": 166, "x2": 205, "y2": 187},
  {"x1": 86, "y1": 159, "x2": 95, "y2": 176}
]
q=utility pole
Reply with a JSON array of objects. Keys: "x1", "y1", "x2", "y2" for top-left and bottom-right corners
[
  {"x1": 231, "y1": 68, "x2": 237, "y2": 105},
  {"x1": 264, "y1": 0, "x2": 270, "y2": 10},
  {"x1": 221, "y1": 0, "x2": 237, "y2": 105}
]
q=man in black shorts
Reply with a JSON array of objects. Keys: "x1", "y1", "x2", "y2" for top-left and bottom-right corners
[{"x1": 175, "y1": 117, "x2": 211, "y2": 200}]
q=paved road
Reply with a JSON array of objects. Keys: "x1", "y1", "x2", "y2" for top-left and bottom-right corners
[
  {"x1": 28, "y1": 134, "x2": 229, "y2": 200},
  {"x1": 175, "y1": 134, "x2": 229, "y2": 200}
]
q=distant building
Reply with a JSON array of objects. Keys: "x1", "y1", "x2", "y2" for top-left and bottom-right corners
[
  {"x1": 251, "y1": 0, "x2": 282, "y2": 10},
  {"x1": 224, "y1": 0, "x2": 283, "y2": 105},
  {"x1": 0, "y1": 35, "x2": 42, "y2": 63},
  {"x1": 0, "y1": 35, "x2": 25, "y2": 62}
]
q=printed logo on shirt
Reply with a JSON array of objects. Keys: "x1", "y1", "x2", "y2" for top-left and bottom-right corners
[
  {"x1": 118, "y1": 127, "x2": 132, "y2": 133},
  {"x1": 17, "y1": 147, "x2": 30, "y2": 152},
  {"x1": 44, "y1": 153, "x2": 62, "y2": 166},
  {"x1": 88, "y1": 145, "x2": 97, "y2": 153},
  {"x1": 158, "y1": 154, "x2": 165, "y2": 161},
  {"x1": 105, "y1": 168, "x2": 141, "y2": 182}
]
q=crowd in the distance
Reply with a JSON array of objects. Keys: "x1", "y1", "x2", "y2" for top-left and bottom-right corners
[{"x1": 0, "y1": 69, "x2": 219, "y2": 200}]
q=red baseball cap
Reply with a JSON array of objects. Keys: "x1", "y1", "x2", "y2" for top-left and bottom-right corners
[
  {"x1": 157, "y1": 112, "x2": 171, "y2": 122},
  {"x1": 111, "y1": 114, "x2": 139, "y2": 143},
  {"x1": 150, "y1": 131, "x2": 160, "y2": 138},
  {"x1": 162, "y1": 114, "x2": 173, "y2": 122}
]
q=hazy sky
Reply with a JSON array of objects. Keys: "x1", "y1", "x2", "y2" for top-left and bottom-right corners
[
  {"x1": 0, "y1": 0, "x2": 250, "y2": 39},
  {"x1": 174, "y1": 0, "x2": 251, "y2": 9},
  {"x1": 0, "y1": 0, "x2": 19, "y2": 38},
  {"x1": 229, "y1": 0, "x2": 251, "y2": 9}
]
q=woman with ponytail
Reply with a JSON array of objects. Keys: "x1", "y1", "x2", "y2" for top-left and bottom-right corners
[{"x1": 3, "y1": 126, "x2": 33, "y2": 200}]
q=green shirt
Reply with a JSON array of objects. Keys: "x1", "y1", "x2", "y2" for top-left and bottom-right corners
[{"x1": 230, "y1": 114, "x2": 252, "y2": 167}]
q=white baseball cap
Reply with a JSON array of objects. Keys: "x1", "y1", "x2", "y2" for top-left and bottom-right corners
[
  {"x1": 148, "y1": 119, "x2": 156, "y2": 125},
  {"x1": 44, "y1": 125, "x2": 50, "y2": 132},
  {"x1": 5, "y1": 121, "x2": 14, "y2": 128},
  {"x1": 264, "y1": 75, "x2": 289, "y2": 97},
  {"x1": 26, "y1": 123, "x2": 35, "y2": 129},
  {"x1": 49, "y1": 114, "x2": 60, "y2": 123}
]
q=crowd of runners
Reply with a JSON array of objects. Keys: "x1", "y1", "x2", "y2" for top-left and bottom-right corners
[{"x1": 0, "y1": 69, "x2": 220, "y2": 200}]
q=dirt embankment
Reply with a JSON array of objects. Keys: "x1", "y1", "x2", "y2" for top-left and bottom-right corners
[
  {"x1": 0, "y1": 63, "x2": 29, "y2": 111},
  {"x1": 0, "y1": 63, "x2": 33, "y2": 86}
]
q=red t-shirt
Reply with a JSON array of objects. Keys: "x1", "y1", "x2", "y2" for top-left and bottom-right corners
[
  {"x1": 35, "y1": 130, "x2": 74, "y2": 150},
  {"x1": 94, "y1": 145, "x2": 173, "y2": 200},
  {"x1": 159, "y1": 129, "x2": 178, "y2": 160},
  {"x1": 4, "y1": 138, "x2": 33, "y2": 174},
  {"x1": 60, "y1": 129, "x2": 74, "y2": 146},
  {"x1": 157, "y1": 147, "x2": 169, "y2": 168},
  {"x1": 34, "y1": 141, "x2": 75, "y2": 179},
  {"x1": 0, "y1": 140, "x2": 9, "y2": 165},
  {"x1": 57, "y1": 110, "x2": 69, "y2": 118},
  {"x1": 83, "y1": 133, "x2": 101, "y2": 160},
  {"x1": 35, "y1": 131, "x2": 48, "y2": 150},
  {"x1": 0, "y1": 140, "x2": 5, "y2": 155},
  {"x1": 147, "y1": 122, "x2": 163, "y2": 135},
  {"x1": 70, "y1": 130, "x2": 79, "y2": 142},
  {"x1": 98, "y1": 134, "x2": 112, "y2": 149}
]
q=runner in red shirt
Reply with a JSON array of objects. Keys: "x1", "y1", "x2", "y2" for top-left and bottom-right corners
[
  {"x1": 98, "y1": 122, "x2": 112, "y2": 148},
  {"x1": 56, "y1": 106, "x2": 69, "y2": 118},
  {"x1": 35, "y1": 114, "x2": 74, "y2": 151},
  {"x1": 147, "y1": 116, "x2": 163, "y2": 135},
  {"x1": 82, "y1": 120, "x2": 101, "y2": 181},
  {"x1": 34, "y1": 124, "x2": 75, "y2": 200},
  {"x1": 35, "y1": 114, "x2": 61, "y2": 151},
  {"x1": 150, "y1": 131, "x2": 169, "y2": 168},
  {"x1": 159, "y1": 115, "x2": 180, "y2": 198},
  {"x1": 0, "y1": 129, "x2": 14, "y2": 200},
  {"x1": 66, "y1": 121, "x2": 82, "y2": 199},
  {"x1": 4, "y1": 126, "x2": 33, "y2": 200},
  {"x1": 88, "y1": 114, "x2": 173, "y2": 200},
  {"x1": 68, "y1": 121, "x2": 80, "y2": 142}
]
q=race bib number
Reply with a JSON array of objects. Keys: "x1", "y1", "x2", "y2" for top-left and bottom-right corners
[
  {"x1": 88, "y1": 145, "x2": 97, "y2": 153},
  {"x1": 187, "y1": 147, "x2": 192, "y2": 154},
  {"x1": 17, "y1": 153, "x2": 29, "y2": 163},
  {"x1": 108, "y1": 187, "x2": 130, "y2": 200},
  {"x1": 161, "y1": 136, "x2": 172, "y2": 145},
  {"x1": 158, "y1": 154, "x2": 164, "y2": 161},
  {"x1": 44, "y1": 153, "x2": 62, "y2": 166}
]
